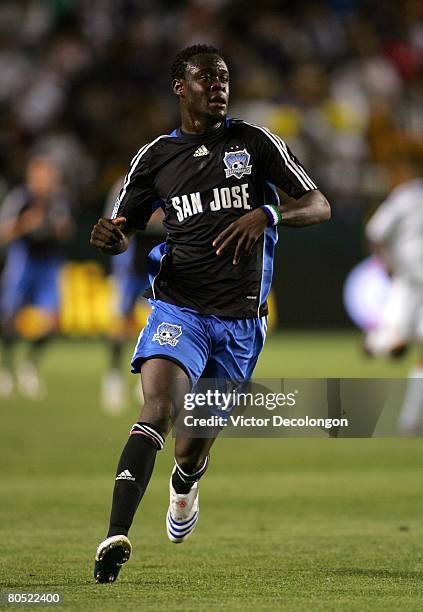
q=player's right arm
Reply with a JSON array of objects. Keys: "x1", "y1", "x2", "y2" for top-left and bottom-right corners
[
  {"x1": 90, "y1": 141, "x2": 160, "y2": 256},
  {"x1": 90, "y1": 216, "x2": 131, "y2": 255}
]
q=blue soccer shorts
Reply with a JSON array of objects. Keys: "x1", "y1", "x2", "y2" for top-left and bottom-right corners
[
  {"x1": 131, "y1": 299, "x2": 268, "y2": 385},
  {"x1": 0, "y1": 241, "x2": 62, "y2": 320}
]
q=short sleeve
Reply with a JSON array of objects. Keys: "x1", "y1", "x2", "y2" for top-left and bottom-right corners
[
  {"x1": 253, "y1": 126, "x2": 318, "y2": 199},
  {"x1": 104, "y1": 177, "x2": 123, "y2": 218},
  {"x1": 111, "y1": 142, "x2": 159, "y2": 231}
]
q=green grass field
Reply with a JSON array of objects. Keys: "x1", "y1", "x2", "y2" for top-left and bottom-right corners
[{"x1": 1, "y1": 332, "x2": 423, "y2": 611}]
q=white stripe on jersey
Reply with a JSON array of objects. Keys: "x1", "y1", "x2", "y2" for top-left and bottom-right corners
[
  {"x1": 111, "y1": 134, "x2": 168, "y2": 220},
  {"x1": 242, "y1": 121, "x2": 317, "y2": 191},
  {"x1": 272, "y1": 131, "x2": 317, "y2": 190}
]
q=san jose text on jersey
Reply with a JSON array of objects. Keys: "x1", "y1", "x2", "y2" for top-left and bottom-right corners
[{"x1": 112, "y1": 118, "x2": 317, "y2": 318}]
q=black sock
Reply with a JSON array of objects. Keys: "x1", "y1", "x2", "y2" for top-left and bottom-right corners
[
  {"x1": 107, "y1": 422, "x2": 165, "y2": 538},
  {"x1": 109, "y1": 339, "x2": 123, "y2": 370},
  {"x1": 172, "y1": 455, "x2": 209, "y2": 494}
]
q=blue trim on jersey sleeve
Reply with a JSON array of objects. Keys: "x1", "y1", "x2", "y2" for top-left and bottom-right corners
[
  {"x1": 259, "y1": 226, "x2": 278, "y2": 306},
  {"x1": 265, "y1": 180, "x2": 280, "y2": 206},
  {"x1": 169, "y1": 128, "x2": 178, "y2": 137},
  {"x1": 259, "y1": 182, "x2": 279, "y2": 307}
]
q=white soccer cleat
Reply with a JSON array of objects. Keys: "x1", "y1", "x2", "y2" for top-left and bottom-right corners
[
  {"x1": 17, "y1": 361, "x2": 46, "y2": 400},
  {"x1": 166, "y1": 470, "x2": 199, "y2": 544},
  {"x1": 0, "y1": 368, "x2": 14, "y2": 398},
  {"x1": 101, "y1": 369, "x2": 125, "y2": 415}
]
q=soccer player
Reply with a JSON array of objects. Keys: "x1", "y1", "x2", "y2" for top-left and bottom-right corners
[
  {"x1": 0, "y1": 154, "x2": 74, "y2": 399},
  {"x1": 365, "y1": 153, "x2": 423, "y2": 434},
  {"x1": 101, "y1": 177, "x2": 164, "y2": 413},
  {"x1": 90, "y1": 44, "x2": 330, "y2": 583}
]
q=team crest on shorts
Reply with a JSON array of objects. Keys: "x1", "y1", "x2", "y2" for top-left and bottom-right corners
[
  {"x1": 152, "y1": 322, "x2": 182, "y2": 347},
  {"x1": 223, "y1": 148, "x2": 252, "y2": 179}
]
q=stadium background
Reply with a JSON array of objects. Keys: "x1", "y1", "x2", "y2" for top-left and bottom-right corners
[
  {"x1": 2, "y1": 0, "x2": 422, "y2": 331},
  {"x1": 1, "y1": 1, "x2": 423, "y2": 610}
]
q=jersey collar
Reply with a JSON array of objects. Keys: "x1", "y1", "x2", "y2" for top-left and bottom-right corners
[{"x1": 172, "y1": 118, "x2": 228, "y2": 143}]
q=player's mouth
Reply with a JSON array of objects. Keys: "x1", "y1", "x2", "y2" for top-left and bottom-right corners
[{"x1": 209, "y1": 95, "x2": 227, "y2": 109}]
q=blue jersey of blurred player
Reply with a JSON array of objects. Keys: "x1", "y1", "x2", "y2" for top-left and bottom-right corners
[
  {"x1": 0, "y1": 154, "x2": 74, "y2": 399},
  {"x1": 101, "y1": 177, "x2": 164, "y2": 413}
]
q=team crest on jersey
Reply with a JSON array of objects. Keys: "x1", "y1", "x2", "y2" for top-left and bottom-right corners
[
  {"x1": 223, "y1": 149, "x2": 251, "y2": 178},
  {"x1": 223, "y1": 148, "x2": 252, "y2": 179},
  {"x1": 152, "y1": 322, "x2": 182, "y2": 347}
]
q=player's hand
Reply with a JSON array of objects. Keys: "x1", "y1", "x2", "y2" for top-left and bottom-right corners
[
  {"x1": 212, "y1": 208, "x2": 269, "y2": 265},
  {"x1": 90, "y1": 216, "x2": 128, "y2": 254}
]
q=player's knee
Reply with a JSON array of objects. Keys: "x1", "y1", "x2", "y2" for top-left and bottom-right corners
[{"x1": 139, "y1": 394, "x2": 174, "y2": 434}]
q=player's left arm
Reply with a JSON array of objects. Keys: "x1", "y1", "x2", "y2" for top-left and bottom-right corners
[
  {"x1": 278, "y1": 189, "x2": 331, "y2": 226},
  {"x1": 213, "y1": 128, "x2": 330, "y2": 264},
  {"x1": 259, "y1": 130, "x2": 331, "y2": 226},
  {"x1": 213, "y1": 189, "x2": 330, "y2": 264}
]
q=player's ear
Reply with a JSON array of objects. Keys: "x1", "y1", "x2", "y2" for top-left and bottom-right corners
[{"x1": 173, "y1": 78, "x2": 184, "y2": 98}]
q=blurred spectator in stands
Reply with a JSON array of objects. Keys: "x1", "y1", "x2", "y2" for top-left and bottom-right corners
[{"x1": 0, "y1": 0, "x2": 421, "y2": 239}]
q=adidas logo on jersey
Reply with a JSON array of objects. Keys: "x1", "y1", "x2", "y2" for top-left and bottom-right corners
[
  {"x1": 116, "y1": 469, "x2": 135, "y2": 481},
  {"x1": 193, "y1": 145, "x2": 209, "y2": 157}
]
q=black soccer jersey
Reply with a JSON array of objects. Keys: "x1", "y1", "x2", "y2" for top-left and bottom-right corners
[
  {"x1": 104, "y1": 177, "x2": 164, "y2": 276},
  {"x1": 112, "y1": 118, "x2": 317, "y2": 318}
]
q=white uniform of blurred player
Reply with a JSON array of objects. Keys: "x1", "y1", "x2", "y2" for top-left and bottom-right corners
[{"x1": 365, "y1": 156, "x2": 423, "y2": 434}]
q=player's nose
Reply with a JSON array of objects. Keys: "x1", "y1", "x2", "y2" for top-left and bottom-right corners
[{"x1": 210, "y1": 77, "x2": 226, "y2": 91}]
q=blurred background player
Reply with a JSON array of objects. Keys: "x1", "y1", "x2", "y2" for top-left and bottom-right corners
[
  {"x1": 0, "y1": 153, "x2": 74, "y2": 399},
  {"x1": 101, "y1": 177, "x2": 164, "y2": 413},
  {"x1": 365, "y1": 153, "x2": 423, "y2": 434}
]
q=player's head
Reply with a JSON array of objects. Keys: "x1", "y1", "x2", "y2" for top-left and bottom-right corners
[
  {"x1": 171, "y1": 44, "x2": 229, "y2": 123},
  {"x1": 25, "y1": 154, "x2": 62, "y2": 197}
]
